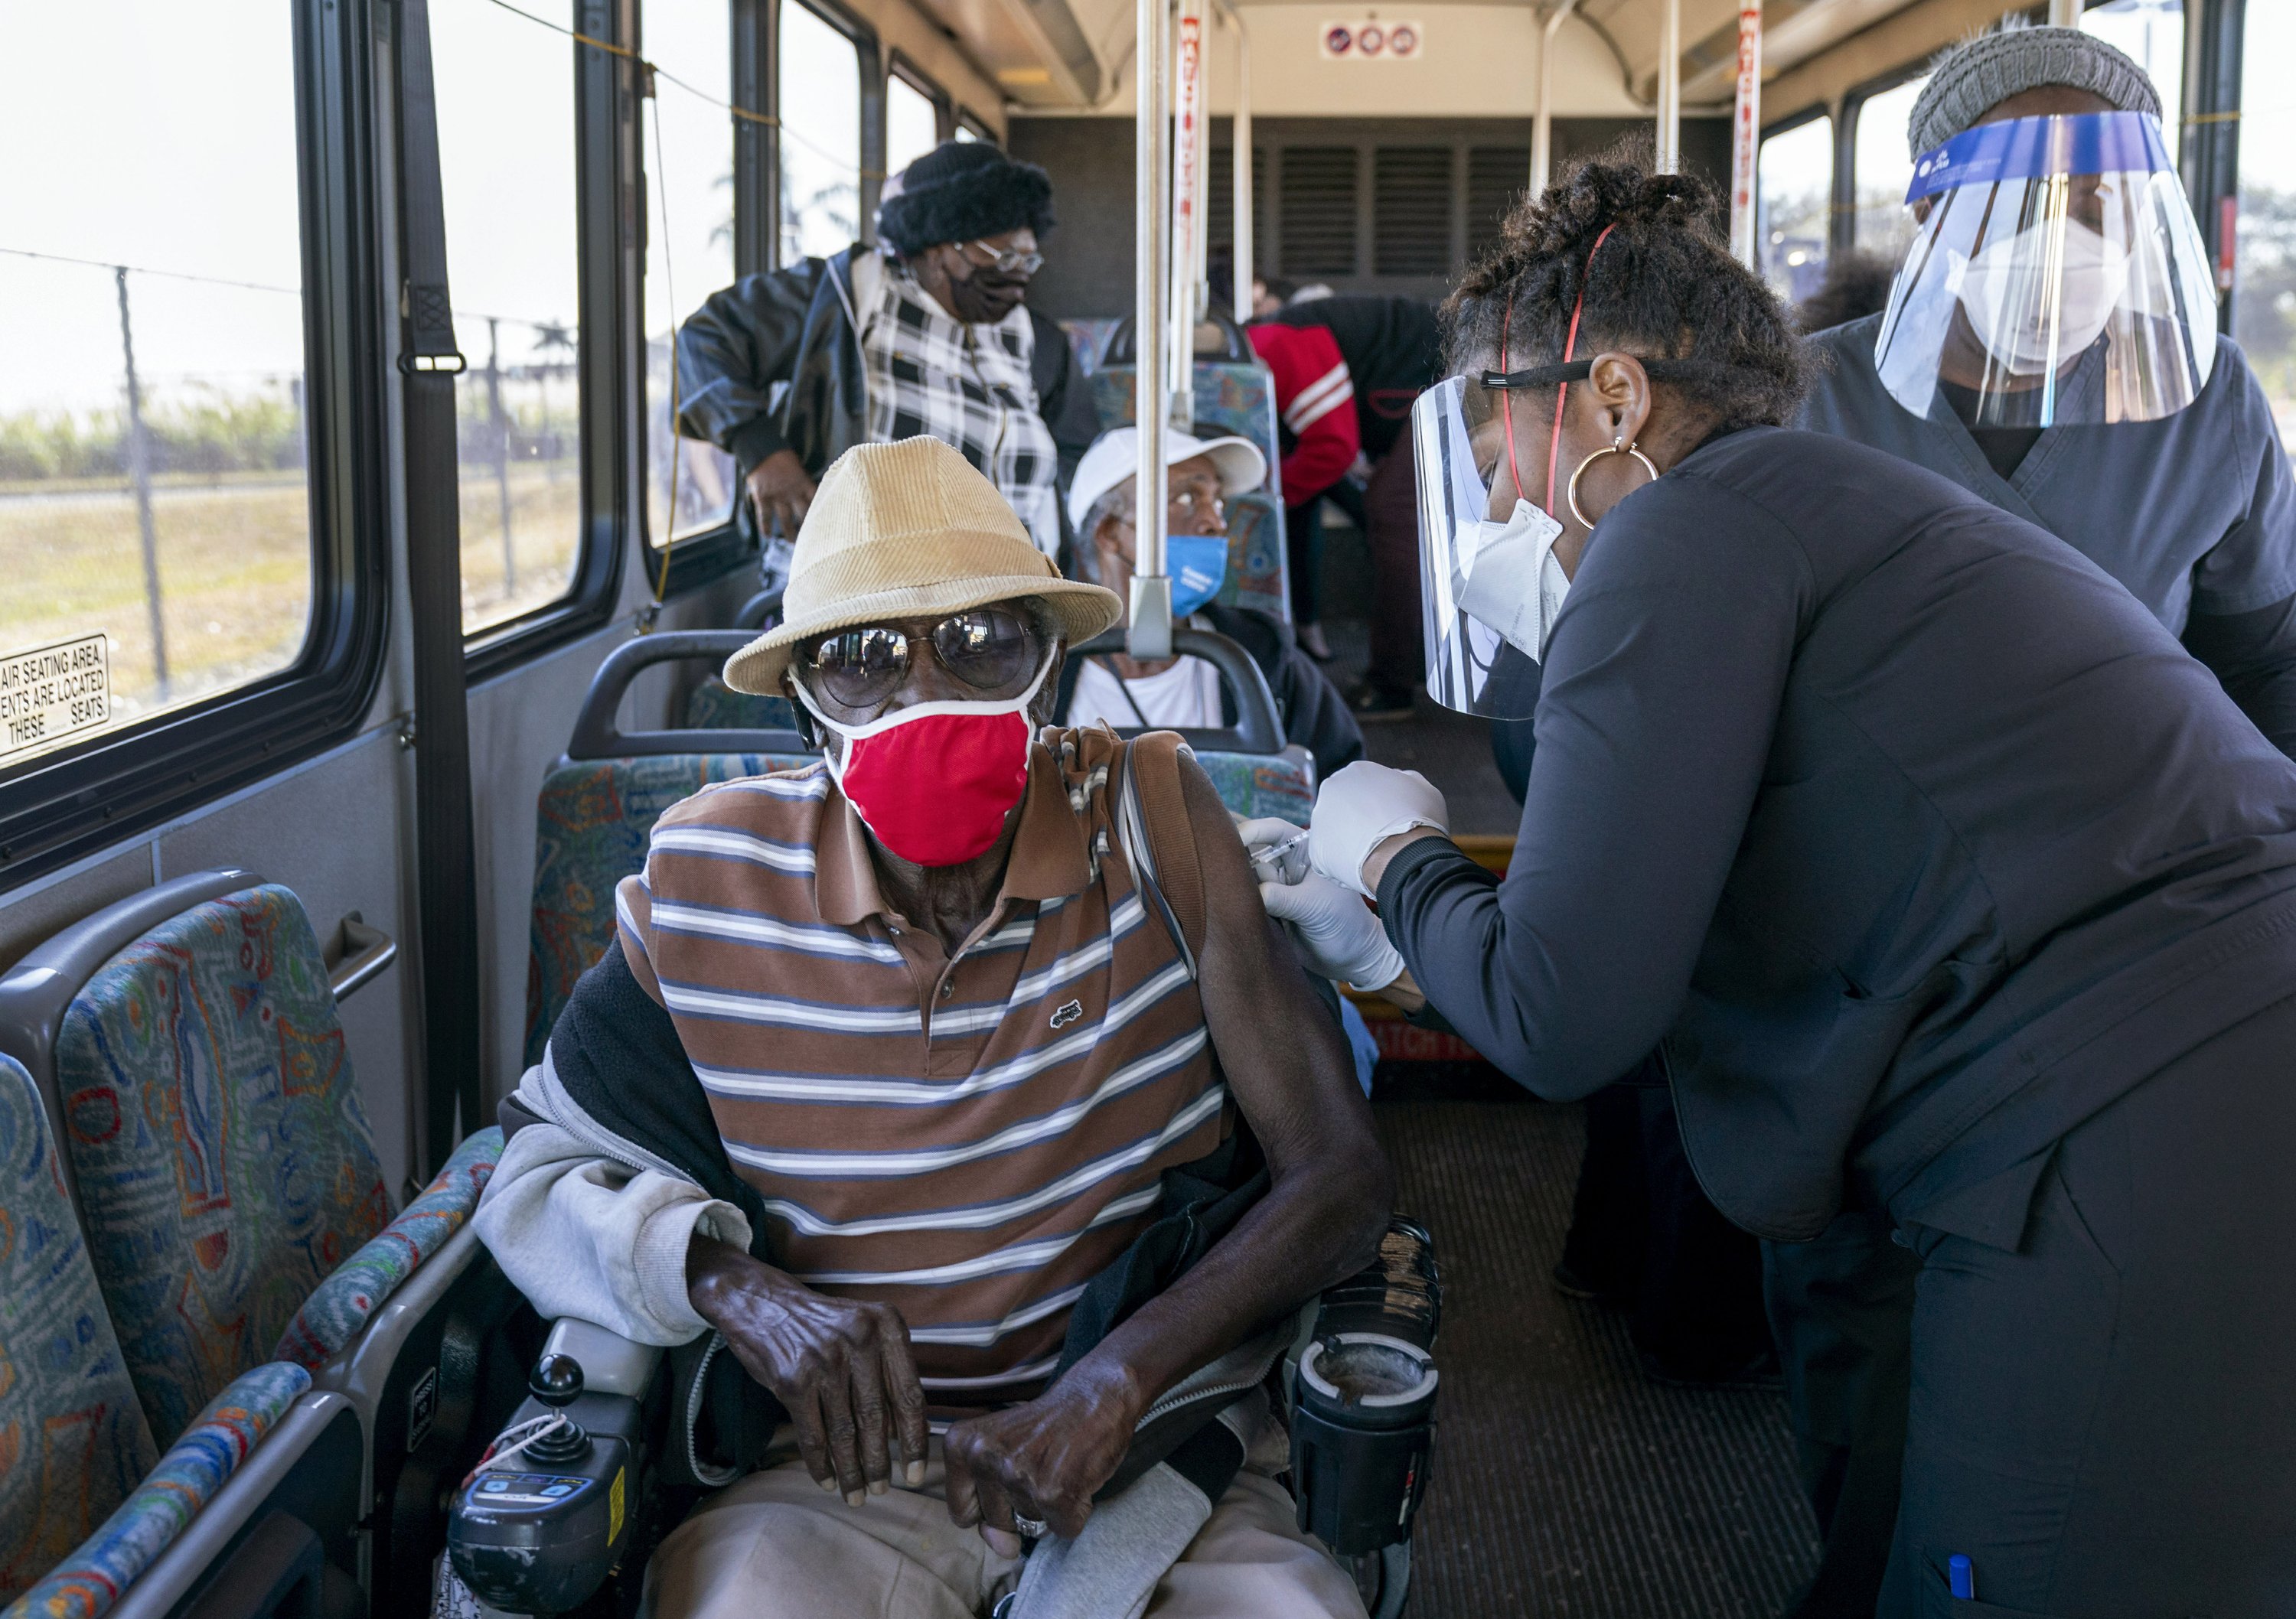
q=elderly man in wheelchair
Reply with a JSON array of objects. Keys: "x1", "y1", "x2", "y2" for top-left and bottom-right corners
[{"x1": 469, "y1": 439, "x2": 1423, "y2": 1619}]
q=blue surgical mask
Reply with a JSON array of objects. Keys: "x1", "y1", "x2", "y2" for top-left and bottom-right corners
[{"x1": 1167, "y1": 533, "x2": 1229, "y2": 617}]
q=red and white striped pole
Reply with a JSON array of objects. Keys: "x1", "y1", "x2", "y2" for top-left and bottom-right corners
[{"x1": 1728, "y1": 0, "x2": 1762, "y2": 268}]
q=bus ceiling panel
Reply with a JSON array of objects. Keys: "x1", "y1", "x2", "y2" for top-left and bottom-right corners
[
  {"x1": 1760, "y1": 0, "x2": 2038, "y2": 128},
  {"x1": 905, "y1": 0, "x2": 1106, "y2": 105},
  {"x1": 1673, "y1": 0, "x2": 1923, "y2": 105}
]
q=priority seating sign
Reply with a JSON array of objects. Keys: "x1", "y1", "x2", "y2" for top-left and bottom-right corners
[{"x1": 1321, "y1": 18, "x2": 1422, "y2": 58}]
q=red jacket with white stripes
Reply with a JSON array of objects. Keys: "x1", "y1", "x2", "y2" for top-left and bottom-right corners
[{"x1": 1246, "y1": 321, "x2": 1358, "y2": 506}]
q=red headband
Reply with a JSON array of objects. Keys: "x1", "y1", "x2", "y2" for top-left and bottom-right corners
[{"x1": 1499, "y1": 220, "x2": 1619, "y2": 516}]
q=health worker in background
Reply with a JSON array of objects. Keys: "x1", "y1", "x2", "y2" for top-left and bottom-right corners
[{"x1": 1776, "y1": 25, "x2": 2296, "y2": 1616}]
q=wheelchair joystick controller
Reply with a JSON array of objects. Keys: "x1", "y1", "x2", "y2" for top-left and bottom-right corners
[
  {"x1": 524, "y1": 1355, "x2": 591, "y2": 1465},
  {"x1": 448, "y1": 1337, "x2": 657, "y2": 1616}
]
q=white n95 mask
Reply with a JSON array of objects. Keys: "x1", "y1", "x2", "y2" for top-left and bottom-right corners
[
  {"x1": 1957, "y1": 217, "x2": 2130, "y2": 376},
  {"x1": 1452, "y1": 498, "x2": 1570, "y2": 664}
]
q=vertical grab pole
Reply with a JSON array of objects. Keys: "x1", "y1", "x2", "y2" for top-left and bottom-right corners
[
  {"x1": 1171, "y1": 0, "x2": 1206, "y2": 432},
  {"x1": 2048, "y1": 0, "x2": 2079, "y2": 24},
  {"x1": 1655, "y1": 0, "x2": 1681, "y2": 174},
  {"x1": 1531, "y1": 0, "x2": 1577, "y2": 197},
  {"x1": 1132, "y1": 0, "x2": 1174, "y2": 659},
  {"x1": 1230, "y1": 4, "x2": 1253, "y2": 324},
  {"x1": 1728, "y1": 0, "x2": 1762, "y2": 265}
]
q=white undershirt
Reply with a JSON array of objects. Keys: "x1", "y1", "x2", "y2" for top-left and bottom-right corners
[{"x1": 1069, "y1": 655, "x2": 1224, "y2": 730}]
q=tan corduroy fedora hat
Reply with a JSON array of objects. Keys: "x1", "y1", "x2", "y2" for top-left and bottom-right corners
[{"x1": 724, "y1": 438, "x2": 1124, "y2": 696}]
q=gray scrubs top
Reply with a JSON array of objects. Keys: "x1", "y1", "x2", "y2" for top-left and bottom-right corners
[{"x1": 1799, "y1": 317, "x2": 2296, "y2": 753}]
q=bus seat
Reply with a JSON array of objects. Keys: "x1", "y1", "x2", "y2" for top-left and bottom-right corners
[
  {"x1": 525, "y1": 751, "x2": 814, "y2": 1064},
  {"x1": 1060, "y1": 317, "x2": 1124, "y2": 376},
  {"x1": 0, "y1": 1053, "x2": 365, "y2": 1619},
  {"x1": 1085, "y1": 363, "x2": 1290, "y2": 623},
  {"x1": 0, "y1": 873, "x2": 507, "y2": 1614},
  {"x1": 682, "y1": 682, "x2": 794, "y2": 733},
  {"x1": 1060, "y1": 627, "x2": 1316, "y2": 824},
  {"x1": 526, "y1": 630, "x2": 817, "y2": 1064}
]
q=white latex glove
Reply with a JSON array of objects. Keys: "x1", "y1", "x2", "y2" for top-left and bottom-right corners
[
  {"x1": 1260, "y1": 870, "x2": 1407, "y2": 992},
  {"x1": 1237, "y1": 816, "x2": 1311, "y2": 885},
  {"x1": 1308, "y1": 761, "x2": 1450, "y2": 899}
]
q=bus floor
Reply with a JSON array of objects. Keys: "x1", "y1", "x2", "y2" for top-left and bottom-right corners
[
  {"x1": 1315, "y1": 549, "x2": 1825, "y2": 1611},
  {"x1": 1372, "y1": 1071, "x2": 1823, "y2": 1616}
]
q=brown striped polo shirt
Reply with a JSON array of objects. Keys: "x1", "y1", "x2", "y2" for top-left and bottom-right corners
[{"x1": 615, "y1": 728, "x2": 1226, "y2": 1409}]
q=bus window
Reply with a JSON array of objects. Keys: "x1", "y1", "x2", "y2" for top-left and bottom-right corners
[
  {"x1": 1852, "y1": 77, "x2": 1927, "y2": 262},
  {"x1": 645, "y1": 0, "x2": 739, "y2": 547},
  {"x1": 889, "y1": 71, "x2": 941, "y2": 179},
  {"x1": 781, "y1": 2, "x2": 863, "y2": 262},
  {"x1": 433, "y1": 0, "x2": 585, "y2": 636},
  {"x1": 1758, "y1": 115, "x2": 1832, "y2": 304},
  {"x1": 2082, "y1": 0, "x2": 2183, "y2": 168},
  {"x1": 0, "y1": 0, "x2": 314, "y2": 762},
  {"x1": 2236, "y1": 1, "x2": 2296, "y2": 447}
]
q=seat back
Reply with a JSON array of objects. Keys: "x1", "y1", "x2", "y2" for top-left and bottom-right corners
[
  {"x1": 0, "y1": 1053, "x2": 158, "y2": 1603},
  {"x1": 1060, "y1": 317, "x2": 1124, "y2": 376},
  {"x1": 45, "y1": 884, "x2": 390, "y2": 1445},
  {"x1": 525, "y1": 752, "x2": 817, "y2": 1065},
  {"x1": 1088, "y1": 361, "x2": 1291, "y2": 623}
]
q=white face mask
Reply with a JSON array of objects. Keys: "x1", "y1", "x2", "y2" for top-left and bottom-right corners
[
  {"x1": 1957, "y1": 217, "x2": 2129, "y2": 376},
  {"x1": 1452, "y1": 498, "x2": 1571, "y2": 664}
]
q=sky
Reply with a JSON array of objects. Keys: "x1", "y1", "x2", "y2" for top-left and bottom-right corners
[{"x1": 0, "y1": 0, "x2": 855, "y2": 419}]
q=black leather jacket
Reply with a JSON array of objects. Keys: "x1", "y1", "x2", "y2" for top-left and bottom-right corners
[{"x1": 673, "y1": 246, "x2": 1103, "y2": 546}]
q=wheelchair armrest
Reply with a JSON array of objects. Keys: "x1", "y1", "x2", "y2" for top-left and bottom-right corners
[{"x1": 537, "y1": 1318, "x2": 665, "y2": 1398}]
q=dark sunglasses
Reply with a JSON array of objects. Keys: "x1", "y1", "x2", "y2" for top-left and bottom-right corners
[{"x1": 801, "y1": 607, "x2": 1043, "y2": 712}]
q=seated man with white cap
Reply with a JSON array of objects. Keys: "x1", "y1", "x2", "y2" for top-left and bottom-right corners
[
  {"x1": 1059, "y1": 425, "x2": 1364, "y2": 783},
  {"x1": 475, "y1": 437, "x2": 1385, "y2": 1619}
]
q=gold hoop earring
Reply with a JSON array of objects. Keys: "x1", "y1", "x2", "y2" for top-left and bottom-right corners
[{"x1": 1567, "y1": 437, "x2": 1661, "y2": 529}]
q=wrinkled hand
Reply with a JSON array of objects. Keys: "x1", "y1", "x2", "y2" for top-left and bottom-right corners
[
  {"x1": 1261, "y1": 868, "x2": 1406, "y2": 991},
  {"x1": 1309, "y1": 761, "x2": 1450, "y2": 898},
  {"x1": 941, "y1": 1364, "x2": 1142, "y2": 1553},
  {"x1": 745, "y1": 448, "x2": 817, "y2": 536},
  {"x1": 687, "y1": 1235, "x2": 928, "y2": 1505}
]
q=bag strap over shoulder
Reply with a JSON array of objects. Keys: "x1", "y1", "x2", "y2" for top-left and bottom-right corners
[{"x1": 1114, "y1": 732, "x2": 1207, "y2": 972}]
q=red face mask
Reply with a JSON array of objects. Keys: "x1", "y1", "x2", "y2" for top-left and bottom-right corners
[{"x1": 794, "y1": 655, "x2": 1053, "y2": 867}]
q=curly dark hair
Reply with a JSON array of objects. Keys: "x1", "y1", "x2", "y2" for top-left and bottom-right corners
[{"x1": 1444, "y1": 149, "x2": 1812, "y2": 428}]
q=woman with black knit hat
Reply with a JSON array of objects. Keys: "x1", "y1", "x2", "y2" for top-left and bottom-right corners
[
  {"x1": 1262, "y1": 150, "x2": 2296, "y2": 1615},
  {"x1": 675, "y1": 140, "x2": 1102, "y2": 559}
]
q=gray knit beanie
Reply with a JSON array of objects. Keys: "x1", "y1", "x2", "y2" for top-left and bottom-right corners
[{"x1": 1908, "y1": 24, "x2": 2161, "y2": 158}]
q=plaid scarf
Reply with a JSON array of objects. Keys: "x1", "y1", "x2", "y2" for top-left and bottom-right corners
[{"x1": 859, "y1": 262, "x2": 1061, "y2": 555}]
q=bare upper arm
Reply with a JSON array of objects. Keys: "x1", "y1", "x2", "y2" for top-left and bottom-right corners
[{"x1": 1176, "y1": 760, "x2": 1387, "y2": 1185}]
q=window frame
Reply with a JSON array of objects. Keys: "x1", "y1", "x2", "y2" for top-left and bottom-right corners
[
  {"x1": 0, "y1": 0, "x2": 392, "y2": 887},
  {"x1": 461, "y1": 0, "x2": 634, "y2": 675},
  {"x1": 1754, "y1": 104, "x2": 1837, "y2": 295},
  {"x1": 954, "y1": 106, "x2": 995, "y2": 145},
  {"x1": 888, "y1": 52, "x2": 951, "y2": 160},
  {"x1": 633, "y1": 0, "x2": 766, "y2": 598},
  {"x1": 1840, "y1": 62, "x2": 1930, "y2": 257}
]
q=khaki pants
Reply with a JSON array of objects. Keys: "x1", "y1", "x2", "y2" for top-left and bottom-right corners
[{"x1": 639, "y1": 1439, "x2": 1367, "y2": 1619}]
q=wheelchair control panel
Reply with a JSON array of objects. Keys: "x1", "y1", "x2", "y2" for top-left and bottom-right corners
[{"x1": 445, "y1": 1324, "x2": 664, "y2": 1617}]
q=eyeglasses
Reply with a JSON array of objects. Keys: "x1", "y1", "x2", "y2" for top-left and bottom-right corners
[
  {"x1": 964, "y1": 239, "x2": 1045, "y2": 276},
  {"x1": 800, "y1": 608, "x2": 1043, "y2": 712}
]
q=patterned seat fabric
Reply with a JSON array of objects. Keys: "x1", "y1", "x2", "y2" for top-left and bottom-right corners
[
  {"x1": 683, "y1": 679, "x2": 796, "y2": 733},
  {"x1": 4, "y1": 1361, "x2": 310, "y2": 1619},
  {"x1": 1193, "y1": 749, "x2": 1314, "y2": 826},
  {"x1": 1059, "y1": 318, "x2": 1124, "y2": 376},
  {"x1": 271, "y1": 1125, "x2": 504, "y2": 1369},
  {"x1": 1088, "y1": 362, "x2": 1290, "y2": 621},
  {"x1": 0, "y1": 1057, "x2": 155, "y2": 1606},
  {"x1": 55, "y1": 887, "x2": 390, "y2": 1446},
  {"x1": 525, "y1": 754, "x2": 816, "y2": 1064}
]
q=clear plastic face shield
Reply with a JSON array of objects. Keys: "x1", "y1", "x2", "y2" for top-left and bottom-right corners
[
  {"x1": 1873, "y1": 111, "x2": 2217, "y2": 427},
  {"x1": 1414, "y1": 374, "x2": 1559, "y2": 720}
]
